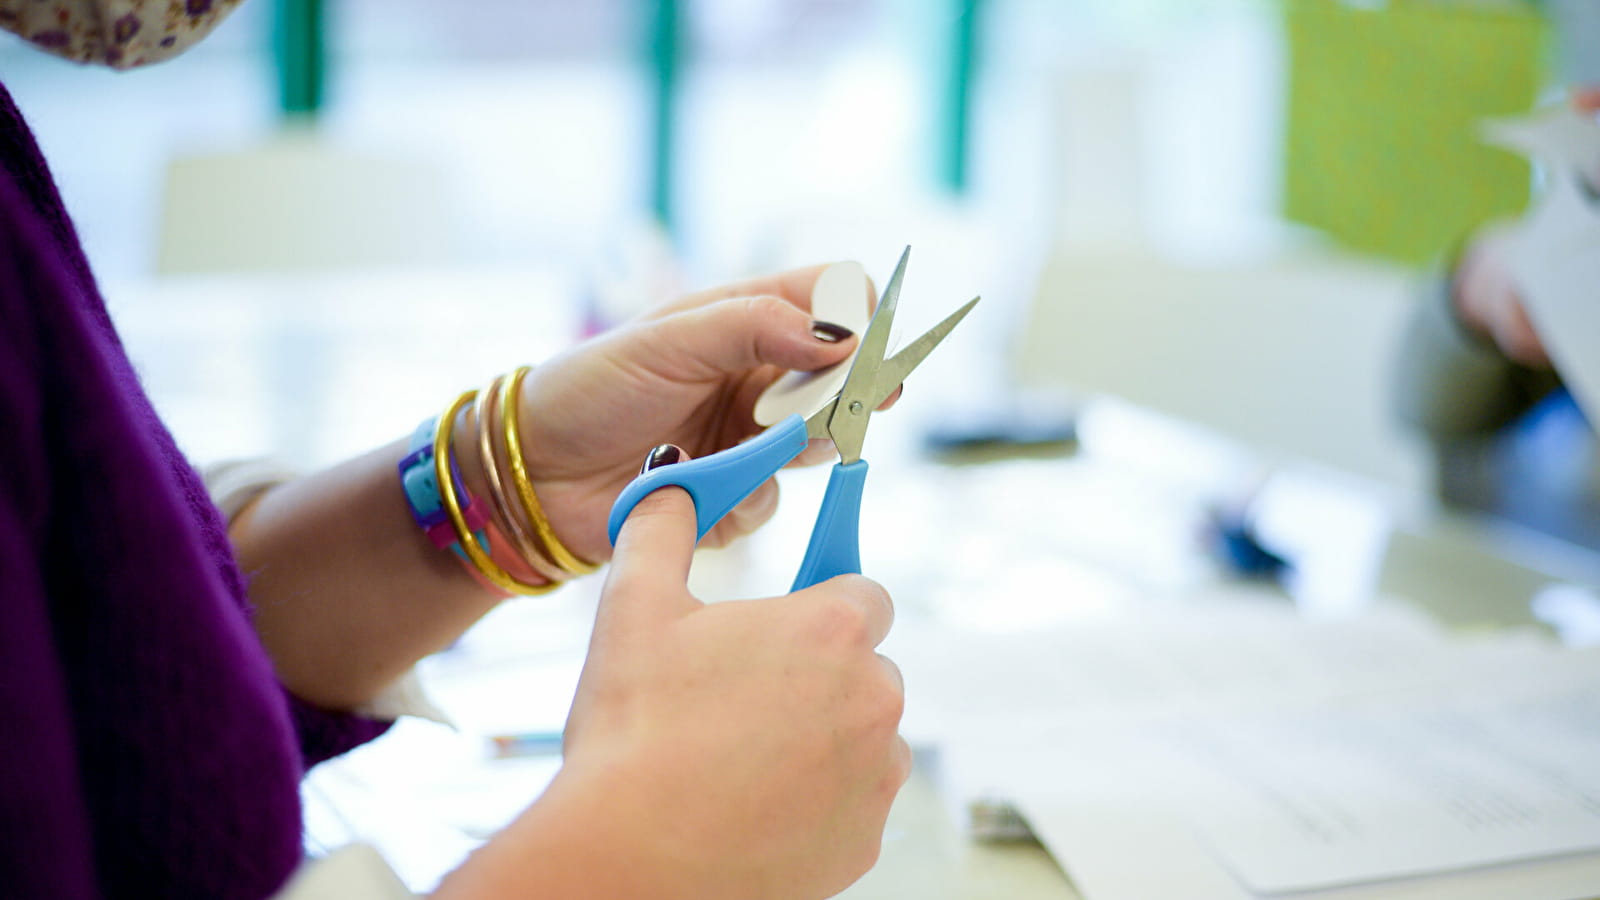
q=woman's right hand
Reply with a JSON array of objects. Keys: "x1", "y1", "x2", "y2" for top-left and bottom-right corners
[{"x1": 437, "y1": 467, "x2": 910, "y2": 900}]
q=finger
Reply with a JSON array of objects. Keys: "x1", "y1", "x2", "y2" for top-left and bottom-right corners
[
  {"x1": 875, "y1": 383, "x2": 903, "y2": 411},
  {"x1": 648, "y1": 294, "x2": 858, "y2": 379},
  {"x1": 878, "y1": 652, "x2": 905, "y2": 697},
  {"x1": 650, "y1": 260, "x2": 877, "y2": 321},
  {"x1": 789, "y1": 438, "x2": 841, "y2": 468},
  {"x1": 701, "y1": 477, "x2": 780, "y2": 548},
  {"x1": 892, "y1": 735, "x2": 914, "y2": 788},
  {"x1": 794, "y1": 574, "x2": 895, "y2": 649},
  {"x1": 601, "y1": 446, "x2": 702, "y2": 630},
  {"x1": 649, "y1": 263, "x2": 833, "y2": 319}
]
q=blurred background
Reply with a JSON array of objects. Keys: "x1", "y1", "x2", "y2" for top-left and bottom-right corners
[
  {"x1": 6, "y1": 0, "x2": 1596, "y2": 631},
  {"x1": 0, "y1": 0, "x2": 1556, "y2": 475},
  {"x1": 10, "y1": 2, "x2": 1600, "y2": 890}
]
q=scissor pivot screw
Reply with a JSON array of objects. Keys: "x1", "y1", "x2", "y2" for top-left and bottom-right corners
[{"x1": 849, "y1": 400, "x2": 864, "y2": 414}]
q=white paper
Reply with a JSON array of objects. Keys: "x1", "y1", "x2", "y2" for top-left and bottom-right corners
[
  {"x1": 968, "y1": 646, "x2": 1600, "y2": 900},
  {"x1": 1508, "y1": 171, "x2": 1600, "y2": 431},
  {"x1": 997, "y1": 734, "x2": 1600, "y2": 900},
  {"x1": 894, "y1": 600, "x2": 1459, "y2": 745},
  {"x1": 1481, "y1": 107, "x2": 1600, "y2": 177},
  {"x1": 1164, "y1": 651, "x2": 1600, "y2": 891},
  {"x1": 902, "y1": 593, "x2": 1600, "y2": 900},
  {"x1": 753, "y1": 260, "x2": 871, "y2": 425},
  {"x1": 1482, "y1": 108, "x2": 1600, "y2": 431}
]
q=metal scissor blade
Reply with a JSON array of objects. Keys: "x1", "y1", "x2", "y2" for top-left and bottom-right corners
[
  {"x1": 868, "y1": 295, "x2": 979, "y2": 408},
  {"x1": 847, "y1": 246, "x2": 909, "y2": 394},
  {"x1": 803, "y1": 400, "x2": 836, "y2": 440},
  {"x1": 828, "y1": 246, "x2": 910, "y2": 462}
]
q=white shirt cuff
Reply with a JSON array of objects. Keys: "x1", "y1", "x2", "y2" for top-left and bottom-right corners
[{"x1": 273, "y1": 844, "x2": 413, "y2": 900}]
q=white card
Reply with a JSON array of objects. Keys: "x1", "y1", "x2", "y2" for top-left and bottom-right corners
[{"x1": 753, "y1": 260, "x2": 872, "y2": 426}]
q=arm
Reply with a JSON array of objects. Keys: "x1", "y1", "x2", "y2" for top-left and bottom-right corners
[
  {"x1": 226, "y1": 435, "x2": 502, "y2": 712},
  {"x1": 230, "y1": 265, "x2": 866, "y2": 711}
]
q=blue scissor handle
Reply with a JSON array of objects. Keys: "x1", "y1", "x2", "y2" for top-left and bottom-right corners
[
  {"x1": 791, "y1": 459, "x2": 869, "y2": 591},
  {"x1": 608, "y1": 413, "x2": 811, "y2": 545}
]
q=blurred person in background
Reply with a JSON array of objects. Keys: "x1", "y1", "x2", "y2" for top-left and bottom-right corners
[
  {"x1": 1393, "y1": 87, "x2": 1600, "y2": 551},
  {"x1": 0, "y1": 2, "x2": 909, "y2": 898}
]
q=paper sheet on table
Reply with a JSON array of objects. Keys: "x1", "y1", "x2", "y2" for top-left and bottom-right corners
[
  {"x1": 967, "y1": 646, "x2": 1600, "y2": 900},
  {"x1": 997, "y1": 739, "x2": 1600, "y2": 900},
  {"x1": 894, "y1": 598, "x2": 1465, "y2": 747},
  {"x1": 1168, "y1": 654, "x2": 1600, "y2": 891}
]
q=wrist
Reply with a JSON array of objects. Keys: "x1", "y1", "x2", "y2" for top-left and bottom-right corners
[
  {"x1": 400, "y1": 400, "x2": 557, "y2": 597},
  {"x1": 449, "y1": 402, "x2": 554, "y2": 589},
  {"x1": 402, "y1": 369, "x2": 601, "y2": 597},
  {"x1": 500, "y1": 366, "x2": 602, "y2": 576},
  {"x1": 436, "y1": 756, "x2": 701, "y2": 900}
]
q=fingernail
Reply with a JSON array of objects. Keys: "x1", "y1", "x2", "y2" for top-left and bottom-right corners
[
  {"x1": 641, "y1": 443, "x2": 683, "y2": 474},
  {"x1": 811, "y1": 320, "x2": 854, "y2": 343}
]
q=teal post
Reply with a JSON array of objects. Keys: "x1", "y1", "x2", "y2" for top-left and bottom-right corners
[
  {"x1": 645, "y1": 0, "x2": 683, "y2": 236},
  {"x1": 938, "y1": 0, "x2": 982, "y2": 194},
  {"x1": 275, "y1": 0, "x2": 325, "y2": 118}
]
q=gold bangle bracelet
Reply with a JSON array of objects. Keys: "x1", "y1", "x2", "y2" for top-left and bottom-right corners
[
  {"x1": 501, "y1": 366, "x2": 601, "y2": 576},
  {"x1": 434, "y1": 391, "x2": 560, "y2": 596},
  {"x1": 475, "y1": 375, "x2": 568, "y2": 584}
]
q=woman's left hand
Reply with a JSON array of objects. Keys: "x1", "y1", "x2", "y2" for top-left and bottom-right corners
[{"x1": 510, "y1": 264, "x2": 894, "y2": 563}]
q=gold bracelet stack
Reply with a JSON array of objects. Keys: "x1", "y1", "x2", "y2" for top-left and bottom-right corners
[
  {"x1": 474, "y1": 376, "x2": 568, "y2": 585},
  {"x1": 432, "y1": 366, "x2": 599, "y2": 596},
  {"x1": 500, "y1": 366, "x2": 600, "y2": 577},
  {"x1": 434, "y1": 392, "x2": 558, "y2": 596}
]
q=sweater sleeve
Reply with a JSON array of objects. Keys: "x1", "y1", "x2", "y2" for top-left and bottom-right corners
[
  {"x1": 0, "y1": 256, "x2": 99, "y2": 899},
  {"x1": 272, "y1": 844, "x2": 414, "y2": 900},
  {"x1": 1391, "y1": 261, "x2": 1562, "y2": 438}
]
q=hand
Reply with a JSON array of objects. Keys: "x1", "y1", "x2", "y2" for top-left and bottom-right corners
[
  {"x1": 1452, "y1": 223, "x2": 1549, "y2": 367},
  {"x1": 442, "y1": 478, "x2": 911, "y2": 900},
  {"x1": 1450, "y1": 87, "x2": 1600, "y2": 367},
  {"x1": 513, "y1": 264, "x2": 897, "y2": 561}
]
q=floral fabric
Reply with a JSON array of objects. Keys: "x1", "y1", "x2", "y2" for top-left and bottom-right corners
[{"x1": 0, "y1": 0, "x2": 242, "y2": 69}]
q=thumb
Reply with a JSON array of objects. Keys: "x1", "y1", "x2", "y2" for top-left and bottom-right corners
[
  {"x1": 597, "y1": 445, "x2": 702, "y2": 634},
  {"x1": 650, "y1": 294, "x2": 857, "y2": 379}
]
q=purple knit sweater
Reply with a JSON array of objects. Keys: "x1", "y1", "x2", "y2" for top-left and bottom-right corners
[{"x1": 0, "y1": 82, "x2": 389, "y2": 897}]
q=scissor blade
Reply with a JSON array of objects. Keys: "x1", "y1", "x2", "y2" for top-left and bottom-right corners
[
  {"x1": 845, "y1": 246, "x2": 908, "y2": 398},
  {"x1": 828, "y1": 246, "x2": 910, "y2": 462},
  {"x1": 803, "y1": 399, "x2": 837, "y2": 439},
  {"x1": 869, "y1": 295, "x2": 979, "y2": 408}
]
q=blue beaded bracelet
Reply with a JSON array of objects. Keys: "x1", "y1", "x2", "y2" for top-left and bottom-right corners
[{"x1": 399, "y1": 415, "x2": 488, "y2": 559}]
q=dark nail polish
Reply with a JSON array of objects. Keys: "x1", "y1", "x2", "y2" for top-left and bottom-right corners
[
  {"x1": 641, "y1": 443, "x2": 683, "y2": 473},
  {"x1": 811, "y1": 320, "x2": 854, "y2": 343}
]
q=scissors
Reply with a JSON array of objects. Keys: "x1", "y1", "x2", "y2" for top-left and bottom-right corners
[{"x1": 607, "y1": 247, "x2": 979, "y2": 591}]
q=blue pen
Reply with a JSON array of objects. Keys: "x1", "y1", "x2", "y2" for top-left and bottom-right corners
[{"x1": 489, "y1": 730, "x2": 564, "y2": 759}]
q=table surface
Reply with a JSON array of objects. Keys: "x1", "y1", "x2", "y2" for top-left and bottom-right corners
[{"x1": 110, "y1": 267, "x2": 1600, "y2": 898}]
